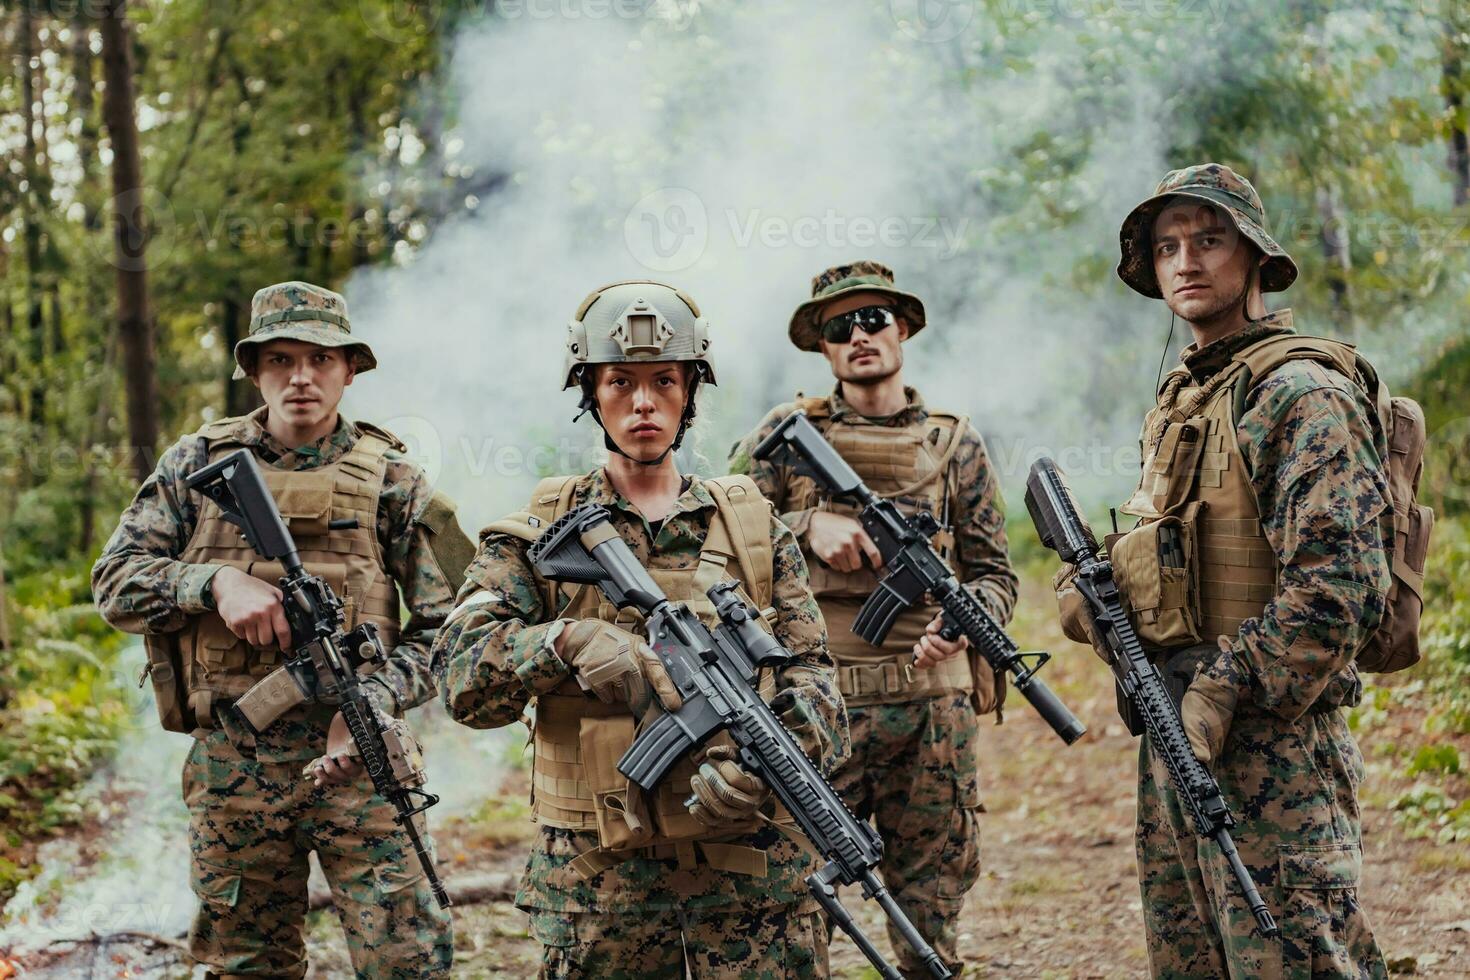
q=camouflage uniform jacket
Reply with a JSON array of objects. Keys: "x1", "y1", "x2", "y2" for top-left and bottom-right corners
[
  {"x1": 432, "y1": 468, "x2": 847, "y2": 913},
  {"x1": 729, "y1": 386, "x2": 1019, "y2": 623},
  {"x1": 1155, "y1": 310, "x2": 1393, "y2": 718},
  {"x1": 91, "y1": 408, "x2": 453, "y2": 761}
]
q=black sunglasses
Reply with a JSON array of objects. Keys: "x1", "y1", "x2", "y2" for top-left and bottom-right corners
[{"x1": 819, "y1": 305, "x2": 896, "y2": 344}]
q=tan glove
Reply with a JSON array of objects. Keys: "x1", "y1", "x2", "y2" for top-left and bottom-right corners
[
  {"x1": 557, "y1": 619, "x2": 683, "y2": 716},
  {"x1": 687, "y1": 743, "x2": 771, "y2": 827},
  {"x1": 1053, "y1": 564, "x2": 1105, "y2": 661},
  {"x1": 1180, "y1": 644, "x2": 1247, "y2": 765}
]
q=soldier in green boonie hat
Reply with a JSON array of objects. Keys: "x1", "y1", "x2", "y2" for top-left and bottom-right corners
[
  {"x1": 733, "y1": 259, "x2": 1017, "y2": 976},
  {"x1": 1117, "y1": 162, "x2": 1298, "y2": 299},
  {"x1": 94, "y1": 275, "x2": 467, "y2": 977},
  {"x1": 1048, "y1": 163, "x2": 1393, "y2": 978},
  {"x1": 232, "y1": 280, "x2": 378, "y2": 381}
]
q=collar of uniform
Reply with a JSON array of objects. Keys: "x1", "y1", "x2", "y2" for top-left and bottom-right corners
[
  {"x1": 1179, "y1": 309, "x2": 1295, "y2": 384},
  {"x1": 827, "y1": 385, "x2": 927, "y2": 426},
  {"x1": 588, "y1": 469, "x2": 714, "y2": 518},
  {"x1": 243, "y1": 406, "x2": 356, "y2": 469}
]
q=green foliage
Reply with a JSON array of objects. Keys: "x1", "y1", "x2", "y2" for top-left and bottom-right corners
[
  {"x1": 0, "y1": 562, "x2": 132, "y2": 903},
  {"x1": 1406, "y1": 744, "x2": 1462, "y2": 776},
  {"x1": 1390, "y1": 783, "x2": 1470, "y2": 845}
]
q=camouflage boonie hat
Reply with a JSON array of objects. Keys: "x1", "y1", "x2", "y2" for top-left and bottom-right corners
[
  {"x1": 787, "y1": 260, "x2": 927, "y2": 352},
  {"x1": 1118, "y1": 163, "x2": 1298, "y2": 298},
  {"x1": 231, "y1": 281, "x2": 378, "y2": 380}
]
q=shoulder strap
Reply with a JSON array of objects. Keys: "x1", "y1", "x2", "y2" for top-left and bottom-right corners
[
  {"x1": 353, "y1": 419, "x2": 409, "y2": 453},
  {"x1": 794, "y1": 392, "x2": 832, "y2": 419},
  {"x1": 702, "y1": 475, "x2": 775, "y2": 608},
  {"x1": 196, "y1": 415, "x2": 255, "y2": 457},
  {"x1": 1228, "y1": 334, "x2": 1363, "y2": 428},
  {"x1": 482, "y1": 475, "x2": 581, "y2": 543},
  {"x1": 481, "y1": 475, "x2": 583, "y2": 614}
]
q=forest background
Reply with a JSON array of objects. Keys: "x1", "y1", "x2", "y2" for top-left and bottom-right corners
[{"x1": 1, "y1": 0, "x2": 1469, "y2": 976}]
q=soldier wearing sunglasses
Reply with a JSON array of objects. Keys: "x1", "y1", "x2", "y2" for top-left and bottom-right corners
[{"x1": 730, "y1": 261, "x2": 1018, "y2": 976}]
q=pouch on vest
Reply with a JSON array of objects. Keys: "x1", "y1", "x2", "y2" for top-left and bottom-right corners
[
  {"x1": 1106, "y1": 503, "x2": 1205, "y2": 649},
  {"x1": 271, "y1": 479, "x2": 334, "y2": 537},
  {"x1": 142, "y1": 633, "x2": 193, "y2": 733},
  {"x1": 580, "y1": 715, "x2": 655, "y2": 852},
  {"x1": 1144, "y1": 418, "x2": 1207, "y2": 516}
]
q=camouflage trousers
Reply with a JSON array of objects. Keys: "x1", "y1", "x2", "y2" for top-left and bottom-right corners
[
  {"x1": 182, "y1": 732, "x2": 453, "y2": 978},
  {"x1": 527, "y1": 903, "x2": 827, "y2": 978},
  {"x1": 828, "y1": 695, "x2": 982, "y2": 978},
  {"x1": 1137, "y1": 705, "x2": 1387, "y2": 979}
]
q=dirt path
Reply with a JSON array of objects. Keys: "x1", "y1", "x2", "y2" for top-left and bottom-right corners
[
  {"x1": 11, "y1": 577, "x2": 1467, "y2": 978},
  {"x1": 379, "y1": 577, "x2": 1470, "y2": 978}
]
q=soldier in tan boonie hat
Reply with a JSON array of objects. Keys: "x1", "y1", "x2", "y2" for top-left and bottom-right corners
[
  {"x1": 787, "y1": 260, "x2": 927, "y2": 351},
  {"x1": 1117, "y1": 163, "x2": 1298, "y2": 298},
  {"x1": 232, "y1": 280, "x2": 378, "y2": 380}
]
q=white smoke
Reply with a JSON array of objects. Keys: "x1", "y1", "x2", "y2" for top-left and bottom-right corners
[{"x1": 343, "y1": 0, "x2": 1182, "y2": 530}]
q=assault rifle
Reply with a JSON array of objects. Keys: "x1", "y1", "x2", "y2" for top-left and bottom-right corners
[
  {"x1": 1023, "y1": 456, "x2": 1278, "y2": 937},
  {"x1": 753, "y1": 411, "x2": 1086, "y2": 744},
  {"x1": 528, "y1": 504, "x2": 951, "y2": 980},
  {"x1": 186, "y1": 450, "x2": 450, "y2": 909}
]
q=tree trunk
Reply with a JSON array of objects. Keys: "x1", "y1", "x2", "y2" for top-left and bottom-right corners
[
  {"x1": 99, "y1": 0, "x2": 161, "y2": 484},
  {"x1": 72, "y1": 14, "x2": 103, "y2": 230},
  {"x1": 1445, "y1": 15, "x2": 1470, "y2": 206},
  {"x1": 222, "y1": 291, "x2": 260, "y2": 416},
  {"x1": 19, "y1": 5, "x2": 46, "y2": 429},
  {"x1": 1315, "y1": 183, "x2": 1355, "y2": 337},
  {"x1": 0, "y1": 533, "x2": 11, "y2": 656}
]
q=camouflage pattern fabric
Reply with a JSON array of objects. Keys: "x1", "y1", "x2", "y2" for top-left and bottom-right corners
[
  {"x1": 92, "y1": 408, "x2": 454, "y2": 761},
  {"x1": 786, "y1": 260, "x2": 928, "y2": 351},
  {"x1": 1131, "y1": 312, "x2": 1391, "y2": 978},
  {"x1": 1118, "y1": 162, "x2": 1298, "y2": 298},
  {"x1": 1137, "y1": 707, "x2": 1384, "y2": 979},
  {"x1": 91, "y1": 410, "x2": 458, "y2": 976},
  {"x1": 729, "y1": 386, "x2": 1018, "y2": 624},
  {"x1": 528, "y1": 905, "x2": 827, "y2": 979},
  {"x1": 185, "y1": 732, "x2": 452, "y2": 978},
  {"x1": 432, "y1": 468, "x2": 846, "y2": 917},
  {"x1": 831, "y1": 696, "x2": 981, "y2": 978},
  {"x1": 232, "y1": 280, "x2": 377, "y2": 380}
]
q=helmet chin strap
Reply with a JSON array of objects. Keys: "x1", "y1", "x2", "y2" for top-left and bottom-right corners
[{"x1": 572, "y1": 371, "x2": 701, "y2": 468}]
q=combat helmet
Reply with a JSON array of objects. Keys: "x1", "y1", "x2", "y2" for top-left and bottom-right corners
[{"x1": 564, "y1": 280, "x2": 715, "y2": 465}]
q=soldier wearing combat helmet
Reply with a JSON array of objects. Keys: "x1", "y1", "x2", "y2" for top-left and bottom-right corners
[
  {"x1": 432, "y1": 280, "x2": 848, "y2": 977},
  {"x1": 1051, "y1": 164, "x2": 1394, "y2": 977},
  {"x1": 93, "y1": 280, "x2": 471, "y2": 978},
  {"x1": 730, "y1": 261, "x2": 1018, "y2": 977}
]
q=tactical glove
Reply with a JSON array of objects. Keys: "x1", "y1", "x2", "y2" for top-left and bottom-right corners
[
  {"x1": 1053, "y1": 564, "x2": 1105, "y2": 662},
  {"x1": 558, "y1": 619, "x2": 683, "y2": 716},
  {"x1": 1180, "y1": 644, "x2": 1248, "y2": 765},
  {"x1": 687, "y1": 743, "x2": 771, "y2": 827}
]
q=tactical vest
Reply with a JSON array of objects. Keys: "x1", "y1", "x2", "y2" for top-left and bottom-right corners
[
  {"x1": 146, "y1": 416, "x2": 403, "y2": 736},
  {"x1": 485, "y1": 473, "x2": 786, "y2": 879},
  {"x1": 1112, "y1": 334, "x2": 1378, "y2": 651},
  {"x1": 783, "y1": 396, "x2": 987, "y2": 707}
]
